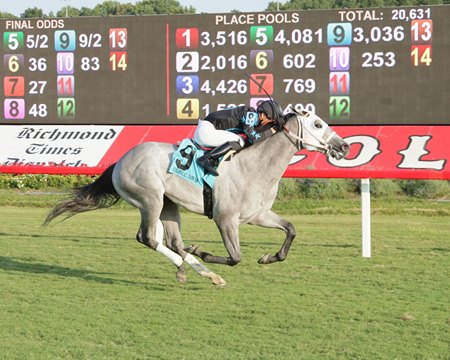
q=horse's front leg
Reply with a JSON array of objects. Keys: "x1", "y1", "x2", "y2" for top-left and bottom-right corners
[
  {"x1": 185, "y1": 217, "x2": 241, "y2": 266},
  {"x1": 249, "y1": 210, "x2": 296, "y2": 264}
]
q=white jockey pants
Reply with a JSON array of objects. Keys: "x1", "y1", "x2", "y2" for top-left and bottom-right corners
[{"x1": 193, "y1": 120, "x2": 245, "y2": 148}]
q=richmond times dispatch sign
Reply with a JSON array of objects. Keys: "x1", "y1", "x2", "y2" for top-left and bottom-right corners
[{"x1": 0, "y1": 124, "x2": 448, "y2": 180}]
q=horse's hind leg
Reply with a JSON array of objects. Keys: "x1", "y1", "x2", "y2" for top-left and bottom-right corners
[
  {"x1": 158, "y1": 197, "x2": 187, "y2": 283},
  {"x1": 136, "y1": 197, "x2": 226, "y2": 285},
  {"x1": 162, "y1": 197, "x2": 226, "y2": 285},
  {"x1": 137, "y1": 200, "x2": 185, "y2": 281}
]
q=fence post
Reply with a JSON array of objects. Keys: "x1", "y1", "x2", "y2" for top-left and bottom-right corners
[{"x1": 361, "y1": 178, "x2": 371, "y2": 258}]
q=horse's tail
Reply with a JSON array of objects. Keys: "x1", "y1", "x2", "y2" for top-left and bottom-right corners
[{"x1": 44, "y1": 164, "x2": 120, "y2": 226}]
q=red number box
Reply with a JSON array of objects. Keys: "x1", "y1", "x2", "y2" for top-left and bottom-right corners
[
  {"x1": 109, "y1": 52, "x2": 128, "y2": 71},
  {"x1": 175, "y1": 28, "x2": 199, "y2": 48},
  {"x1": 4, "y1": 76, "x2": 24, "y2": 96},
  {"x1": 411, "y1": 45, "x2": 432, "y2": 67},
  {"x1": 109, "y1": 28, "x2": 128, "y2": 50},
  {"x1": 411, "y1": 20, "x2": 432, "y2": 44},
  {"x1": 249, "y1": 74, "x2": 273, "y2": 96}
]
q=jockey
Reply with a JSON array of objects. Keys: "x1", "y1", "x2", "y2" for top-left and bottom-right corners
[{"x1": 194, "y1": 100, "x2": 284, "y2": 176}]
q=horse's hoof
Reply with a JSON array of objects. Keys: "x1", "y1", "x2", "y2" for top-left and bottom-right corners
[
  {"x1": 176, "y1": 265, "x2": 187, "y2": 283},
  {"x1": 210, "y1": 274, "x2": 226, "y2": 286},
  {"x1": 258, "y1": 253, "x2": 272, "y2": 264},
  {"x1": 184, "y1": 245, "x2": 199, "y2": 255}
]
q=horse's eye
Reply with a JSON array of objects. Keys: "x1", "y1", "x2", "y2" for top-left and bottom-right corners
[{"x1": 314, "y1": 120, "x2": 323, "y2": 129}]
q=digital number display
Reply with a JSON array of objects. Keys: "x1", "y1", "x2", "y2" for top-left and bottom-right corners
[{"x1": 1, "y1": 6, "x2": 448, "y2": 125}]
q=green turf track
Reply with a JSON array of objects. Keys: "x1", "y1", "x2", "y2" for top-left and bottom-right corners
[{"x1": 0, "y1": 194, "x2": 449, "y2": 359}]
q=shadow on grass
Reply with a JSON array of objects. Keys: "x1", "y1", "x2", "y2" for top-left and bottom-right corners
[
  {"x1": 0, "y1": 231, "x2": 129, "y2": 242},
  {"x1": 184, "y1": 239, "x2": 358, "y2": 248},
  {"x1": 0, "y1": 256, "x2": 153, "y2": 287},
  {"x1": 303, "y1": 243, "x2": 357, "y2": 248}
]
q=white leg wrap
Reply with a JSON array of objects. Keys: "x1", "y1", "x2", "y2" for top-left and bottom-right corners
[
  {"x1": 154, "y1": 220, "x2": 225, "y2": 284},
  {"x1": 184, "y1": 253, "x2": 226, "y2": 285},
  {"x1": 184, "y1": 253, "x2": 212, "y2": 273},
  {"x1": 155, "y1": 219, "x2": 164, "y2": 245},
  {"x1": 156, "y1": 244, "x2": 183, "y2": 267}
]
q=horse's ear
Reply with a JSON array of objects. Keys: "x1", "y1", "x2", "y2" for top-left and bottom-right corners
[
  {"x1": 277, "y1": 113, "x2": 294, "y2": 130},
  {"x1": 290, "y1": 107, "x2": 301, "y2": 115}
]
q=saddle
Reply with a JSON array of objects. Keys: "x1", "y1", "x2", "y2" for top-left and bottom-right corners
[{"x1": 168, "y1": 139, "x2": 237, "y2": 219}]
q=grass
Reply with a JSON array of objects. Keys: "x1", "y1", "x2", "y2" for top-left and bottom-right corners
[{"x1": 0, "y1": 192, "x2": 449, "y2": 359}]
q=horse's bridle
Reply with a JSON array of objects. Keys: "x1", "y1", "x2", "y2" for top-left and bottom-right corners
[{"x1": 282, "y1": 114, "x2": 336, "y2": 155}]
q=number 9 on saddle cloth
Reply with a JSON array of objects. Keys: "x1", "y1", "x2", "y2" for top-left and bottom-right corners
[{"x1": 169, "y1": 138, "x2": 238, "y2": 189}]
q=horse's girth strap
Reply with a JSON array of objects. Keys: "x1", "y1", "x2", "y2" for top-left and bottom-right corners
[{"x1": 203, "y1": 183, "x2": 213, "y2": 219}]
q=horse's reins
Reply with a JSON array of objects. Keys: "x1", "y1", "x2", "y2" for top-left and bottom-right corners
[{"x1": 282, "y1": 114, "x2": 335, "y2": 155}]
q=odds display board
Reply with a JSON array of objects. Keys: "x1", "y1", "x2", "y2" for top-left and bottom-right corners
[
  {"x1": 1, "y1": 5, "x2": 449, "y2": 125},
  {"x1": 0, "y1": 6, "x2": 449, "y2": 180}
]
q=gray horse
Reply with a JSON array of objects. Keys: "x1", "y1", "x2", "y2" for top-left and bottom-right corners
[{"x1": 45, "y1": 111, "x2": 349, "y2": 285}]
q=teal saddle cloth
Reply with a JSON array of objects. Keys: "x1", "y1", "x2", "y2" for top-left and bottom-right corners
[{"x1": 168, "y1": 139, "x2": 217, "y2": 188}]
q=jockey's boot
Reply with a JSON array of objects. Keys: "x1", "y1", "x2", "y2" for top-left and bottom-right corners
[
  {"x1": 197, "y1": 141, "x2": 243, "y2": 176},
  {"x1": 196, "y1": 155, "x2": 219, "y2": 176}
]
